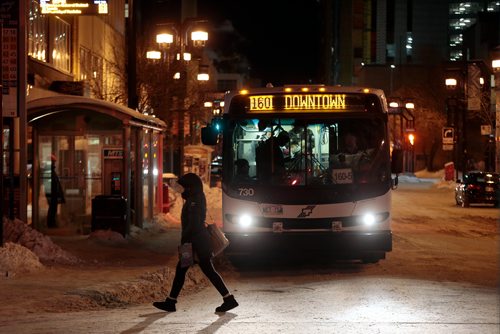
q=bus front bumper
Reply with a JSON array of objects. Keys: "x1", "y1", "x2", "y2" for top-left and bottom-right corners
[{"x1": 224, "y1": 231, "x2": 392, "y2": 257}]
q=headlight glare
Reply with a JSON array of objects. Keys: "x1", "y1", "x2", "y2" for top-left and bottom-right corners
[
  {"x1": 238, "y1": 214, "x2": 253, "y2": 228},
  {"x1": 362, "y1": 213, "x2": 376, "y2": 226}
]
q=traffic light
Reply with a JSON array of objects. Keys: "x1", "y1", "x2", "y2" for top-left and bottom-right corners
[{"x1": 212, "y1": 117, "x2": 223, "y2": 133}]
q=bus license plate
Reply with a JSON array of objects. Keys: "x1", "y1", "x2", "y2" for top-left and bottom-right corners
[
  {"x1": 273, "y1": 222, "x2": 283, "y2": 233},
  {"x1": 486, "y1": 186, "x2": 493, "y2": 192},
  {"x1": 332, "y1": 221, "x2": 342, "y2": 232},
  {"x1": 331, "y1": 168, "x2": 353, "y2": 184}
]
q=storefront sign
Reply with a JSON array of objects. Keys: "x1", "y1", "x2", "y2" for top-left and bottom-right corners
[
  {"x1": 40, "y1": 0, "x2": 108, "y2": 15},
  {"x1": 103, "y1": 149, "x2": 123, "y2": 159}
]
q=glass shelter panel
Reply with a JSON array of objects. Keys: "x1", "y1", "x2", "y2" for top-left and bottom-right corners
[
  {"x1": 151, "y1": 132, "x2": 159, "y2": 213},
  {"x1": 142, "y1": 130, "x2": 150, "y2": 221}
]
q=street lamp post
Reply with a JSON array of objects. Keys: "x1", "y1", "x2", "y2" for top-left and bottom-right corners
[
  {"x1": 445, "y1": 69, "x2": 471, "y2": 179},
  {"x1": 389, "y1": 64, "x2": 396, "y2": 95},
  {"x1": 445, "y1": 77, "x2": 460, "y2": 180},
  {"x1": 146, "y1": 20, "x2": 209, "y2": 176},
  {"x1": 388, "y1": 99, "x2": 415, "y2": 173}
]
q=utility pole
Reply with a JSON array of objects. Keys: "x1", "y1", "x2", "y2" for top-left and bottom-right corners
[
  {"x1": 493, "y1": 60, "x2": 500, "y2": 173},
  {"x1": 127, "y1": 0, "x2": 138, "y2": 110},
  {"x1": 0, "y1": 24, "x2": 3, "y2": 247}
]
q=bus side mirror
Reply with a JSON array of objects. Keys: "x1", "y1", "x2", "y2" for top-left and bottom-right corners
[
  {"x1": 201, "y1": 126, "x2": 218, "y2": 145},
  {"x1": 391, "y1": 148, "x2": 403, "y2": 174}
]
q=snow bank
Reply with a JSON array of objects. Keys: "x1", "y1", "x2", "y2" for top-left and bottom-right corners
[
  {"x1": 88, "y1": 229, "x2": 127, "y2": 243},
  {"x1": 56, "y1": 266, "x2": 209, "y2": 311},
  {"x1": 2, "y1": 218, "x2": 79, "y2": 265},
  {"x1": 414, "y1": 169, "x2": 457, "y2": 190},
  {"x1": 0, "y1": 242, "x2": 44, "y2": 277}
]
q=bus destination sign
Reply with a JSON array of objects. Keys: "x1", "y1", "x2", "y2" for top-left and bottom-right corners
[{"x1": 249, "y1": 94, "x2": 346, "y2": 112}]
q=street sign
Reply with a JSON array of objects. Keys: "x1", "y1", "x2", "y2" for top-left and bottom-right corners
[
  {"x1": 443, "y1": 144, "x2": 454, "y2": 151},
  {"x1": 480, "y1": 125, "x2": 492, "y2": 136},
  {"x1": 442, "y1": 127, "x2": 454, "y2": 145}
]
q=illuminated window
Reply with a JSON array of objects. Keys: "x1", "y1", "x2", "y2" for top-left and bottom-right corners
[
  {"x1": 80, "y1": 47, "x2": 104, "y2": 98},
  {"x1": 50, "y1": 16, "x2": 71, "y2": 72},
  {"x1": 28, "y1": 1, "x2": 48, "y2": 62},
  {"x1": 91, "y1": 54, "x2": 104, "y2": 94},
  {"x1": 405, "y1": 32, "x2": 413, "y2": 58},
  {"x1": 79, "y1": 47, "x2": 91, "y2": 81}
]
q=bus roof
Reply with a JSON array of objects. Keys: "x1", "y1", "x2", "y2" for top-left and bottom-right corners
[{"x1": 225, "y1": 85, "x2": 385, "y2": 99}]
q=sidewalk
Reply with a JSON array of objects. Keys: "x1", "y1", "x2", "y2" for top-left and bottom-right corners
[
  {"x1": 0, "y1": 218, "x2": 223, "y2": 317},
  {"x1": 1, "y1": 184, "x2": 225, "y2": 317}
]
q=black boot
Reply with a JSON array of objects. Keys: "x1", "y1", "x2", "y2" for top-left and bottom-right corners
[
  {"x1": 153, "y1": 297, "x2": 176, "y2": 312},
  {"x1": 215, "y1": 295, "x2": 238, "y2": 313}
]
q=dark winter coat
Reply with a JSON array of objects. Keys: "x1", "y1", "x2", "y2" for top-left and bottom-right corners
[{"x1": 177, "y1": 173, "x2": 213, "y2": 260}]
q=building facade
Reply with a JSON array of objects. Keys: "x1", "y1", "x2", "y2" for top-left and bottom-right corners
[
  {"x1": 324, "y1": 0, "x2": 499, "y2": 87},
  {"x1": 21, "y1": 1, "x2": 166, "y2": 234}
]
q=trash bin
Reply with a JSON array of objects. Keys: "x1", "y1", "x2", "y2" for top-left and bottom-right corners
[
  {"x1": 91, "y1": 195, "x2": 127, "y2": 236},
  {"x1": 162, "y1": 183, "x2": 169, "y2": 213}
]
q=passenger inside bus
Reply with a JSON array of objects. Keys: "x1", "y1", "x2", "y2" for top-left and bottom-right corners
[
  {"x1": 234, "y1": 158, "x2": 251, "y2": 182},
  {"x1": 331, "y1": 130, "x2": 368, "y2": 168},
  {"x1": 343, "y1": 131, "x2": 360, "y2": 154},
  {"x1": 327, "y1": 127, "x2": 379, "y2": 185},
  {"x1": 255, "y1": 130, "x2": 290, "y2": 182},
  {"x1": 289, "y1": 124, "x2": 315, "y2": 156}
]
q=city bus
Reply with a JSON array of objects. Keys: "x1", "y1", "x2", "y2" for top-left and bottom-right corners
[{"x1": 202, "y1": 85, "x2": 403, "y2": 263}]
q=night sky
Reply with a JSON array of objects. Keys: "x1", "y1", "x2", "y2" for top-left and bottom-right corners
[
  {"x1": 199, "y1": 0, "x2": 323, "y2": 85},
  {"x1": 141, "y1": 0, "x2": 324, "y2": 86}
]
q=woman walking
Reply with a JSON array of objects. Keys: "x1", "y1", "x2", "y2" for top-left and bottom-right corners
[{"x1": 153, "y1": 173, "x2": 238, "y2": 313}]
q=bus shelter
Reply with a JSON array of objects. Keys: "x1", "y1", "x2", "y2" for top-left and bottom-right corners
[{"x1": 28, "y1": 95, "x2": 167, "y2": 235}]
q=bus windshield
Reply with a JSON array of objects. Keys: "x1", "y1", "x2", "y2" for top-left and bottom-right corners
[{"x1": 229, "y1": 117, "x2": 390, "y2": 186}]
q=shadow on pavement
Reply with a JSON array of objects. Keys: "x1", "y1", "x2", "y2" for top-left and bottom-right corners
[
  {"x1": 198, "y1": 312, "x2": 237, "y2": 334},
  {"x1": 227, "y1": 251, "x2": 368, "y2": 275},
  {"x1": 120, "y1": 311, "x2": 169, "y2": 334}
]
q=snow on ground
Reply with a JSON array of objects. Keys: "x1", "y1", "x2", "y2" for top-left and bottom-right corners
[
  {"x1": 398, "y1": 169, "x2": 457, "y2": 191},
  {"x1": 0, "y1": 242, "x2": 44, "y2": 276},
  {"x1": 0, "y1": 184, "x2": 226, "y2": 313},
  {"x1": 1, "y1": 217, "x2": 79, "y2": 276}
]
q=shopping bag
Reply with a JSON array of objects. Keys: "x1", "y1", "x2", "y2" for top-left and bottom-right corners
[
  {"x1": 207, "y1": 224, "x2": 229, "y2": 257},
  {"x1": 178, "y1": 243, "x2": 194, "y2": 268}
]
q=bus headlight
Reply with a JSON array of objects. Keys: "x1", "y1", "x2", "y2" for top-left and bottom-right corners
[
  {"x1": 238, "y1": 214, "x2": 253, "y2": 228},
  {"x1": 362, "y1": 213, "x2": 376, "y2": 226}
]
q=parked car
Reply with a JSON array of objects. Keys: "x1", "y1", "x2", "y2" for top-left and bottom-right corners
[
  {"x1": 210, "y1": 156, "x2": 223, "y2": 187},
  {"x1": 455, "y1": 171, "x2": 500, "y2": 207},
  {"x1": 211, "y1": 155, "x2": 223, "y2": 176}
]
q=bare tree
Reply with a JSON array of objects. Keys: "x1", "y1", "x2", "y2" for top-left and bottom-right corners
[
  {"x1": 393, "y1": 84, "x2": 447, "y2": 171},
  {"x1": 87, "y1": 32, "x2": 128, "y2": 105}
]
